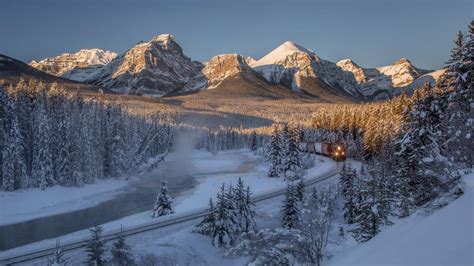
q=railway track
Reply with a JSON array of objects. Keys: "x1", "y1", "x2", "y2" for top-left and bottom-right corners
[{"x1": 0, "y1": 167, "x2": 339, "y2": 265}]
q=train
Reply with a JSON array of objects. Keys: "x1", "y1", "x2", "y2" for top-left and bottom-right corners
[{"x1": 299, "y1": 142, "x2": 347, "y2": 162}]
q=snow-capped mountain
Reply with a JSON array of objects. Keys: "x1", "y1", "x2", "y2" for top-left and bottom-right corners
[
  {"x1": 337, "y1": 58, "x2": 437, "y2": 99},
  {"x1": 29, "y1": 49, "x2": 117, "y2": 82},
  {"x1": 1, "y1": 54, "x2": 103, "y2": 93},
  {"x1": 182, "y1": 54, "x2": 255, "y2": 92},
  {"x1": 250, "y1": 41, "x2": 363, "y2": 99},
  {"x1": 89, "y1": 34, "x2": 202, "y2": 96}
]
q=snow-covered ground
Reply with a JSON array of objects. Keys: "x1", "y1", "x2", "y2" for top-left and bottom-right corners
[
  {"x1": 0, "y1": 178, "x2": 130, "y2": 226},
  {"x1": 1, "y1": 152, "x2": 337, "y2": 265},
  {"x1": 0, "y1": 150, "x2": 335, "y2": 260},
  {"x1": 327, "y1": 172, "x2": 474, "y2": 266}
]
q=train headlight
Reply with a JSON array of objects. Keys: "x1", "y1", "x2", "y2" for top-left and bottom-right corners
[
  {"x1": 335, "y1": 152, "x2": 339, "y2": 156},
  {"x1": 337, "y1": 146, "x2": 341, "y2": 150}
]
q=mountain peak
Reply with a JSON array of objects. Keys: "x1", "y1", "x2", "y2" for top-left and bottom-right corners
[
  {"x1": 151, "y1": 34, "x2": 176, "y2": 43},
  {"x1": 393, "y1": 57, "x2": 412, "y2": 65},
  {"x1": 251, "y1": 40, "x2": 314, "y2": 67},
  {"x1": 337, "y1": 59, "x2": 361, "y2": 67},
  {"x1": 149, "y1": 34, "x2": 182, "y2": 54},
  {"x1": 278, "y1": 41, "x2": 312, "y2": 54}
]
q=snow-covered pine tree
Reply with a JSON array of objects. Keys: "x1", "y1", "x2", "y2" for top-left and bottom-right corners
[
  {"x1": 1, "y1": 89, "x2": 27, "y2": 191},
  {"x1": 66, "y1": 96, "x2": 83, "y2": 187},
  {"x1": 195, "y1": 198, "x2": 217, "y2": 235},
  {"x1": 396, "y1": 82, "x2": 449, "y2": 206},
  {"x1": 152, "y1": 180, "x2": 174, "y2": 218},
  {"x1": 445, "y1": 23, "x2": 473, "y2": 167},
  {"x1": 213, "y1": 183, "x2": 234, "y2": 248},
  {"x1": 2, "y1": 115, "x2": 27, "y2": 191},
  {"x1": 249, "y1": 131, "x2": 258, "y2": 151},
  {"x1": 267, "y1": 124, "x2": 282, "y2": 177},
  {"x1": 32, "y1": 91, "x2": 54, "y2": 189},
  {"x1": 110, "y1": 229, "x2": 134, "y2": 266},
  {"x1": 295, "y1": 177, "x2": 305, "y2": 202},
  {"x1": 48, "y1": 239, "x2": 68, "y2": 266},
  {"x1": 244, "y1": 186, "x2": 257, "y2": 233},
  {"x1": 340, "y1": 163, "x2": 357, "y2": 224},
  {"x1": 232, "y1": 178, "x2": 257, "y2": 234},
  {"x1": 281, "y1": 182, "x2": 300, "y2": 228},
  {"x1": 85, "y1": 225, "x2": 107, "y2": 266},
  {"x1": 283, "y1": 124, "x2": 302, "y2": 181},
  {"x1": 352, "y1": 172, "x2": 393, "y2": 242},
  {"x1": 225, "y1": 183, "x2": 240, "y2": 236},
  {"x1": 300, "y1": 188, "x2": 336, "y2": 266}
]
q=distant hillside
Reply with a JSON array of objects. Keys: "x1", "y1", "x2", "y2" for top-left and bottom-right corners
[{"x1": 0, "y1": 54, "x2": 105, "y2": 93}]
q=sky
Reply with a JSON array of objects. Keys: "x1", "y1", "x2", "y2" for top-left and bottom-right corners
[{"x1": 0, "y1": 0, "x2": 472, "y2": 69}]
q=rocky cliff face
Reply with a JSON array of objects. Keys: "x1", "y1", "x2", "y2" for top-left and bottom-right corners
[
  {"x1": 29, "y1": 49, "x2": 117, "y2": 82},
  {"x1": 182, "y1": 54, "x2": 255, "y2": 92},
  {"x1": 89, "y1": 34, "x2": 202, "y2": 96},
  {"x1": 337, "y1": 58, "x2": 435, "y2": 99}
]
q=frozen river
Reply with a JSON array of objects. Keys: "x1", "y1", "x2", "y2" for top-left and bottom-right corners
[{"x1": 0, "y1": 150, "x2": 257, "y2": 251}]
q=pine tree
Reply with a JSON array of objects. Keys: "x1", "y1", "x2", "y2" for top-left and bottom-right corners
[
  {"x1": 249, "y1": 131, "x2": 258, "y2": 151},
  {"x1": 32, "y1": 92, "x2": 54, "y2": 189},
  {"x1": 340, "y1": 163, "x2": 357, "y2": 224},
  {"x1": 396, "y1": 83, "x2": 448, "y2": 206},
  {"x1": 295, "y1": 177, "x2": 305, "y2": 202},
  {"x1": 232, "y1": 178, "x2": 257, "y2": 234},
  {"x1": 445, "y1": 22, "x2": 473, "y2": 166},
  {"x1": 152, "y1": 180, "x2": 174, "y2": 218},
  {"x1": 195, "y1": 198, "x2": 217, "y2": 235},
  {"x1": 352, "y1": 172, "x2": 392, "y2": 242},
  {"x1": 48, "y1": 239, "x2": 68, "y2": 266},
  {"x1": 85, "y1": 225, "x2": 106, "y2": 266},
  {"x1": 283, "y1": 124, "x2": 302, "y2": 181},
  {"x1": 110, "y1": 230, "x2": 134, "y2": 266},
  {"x1": 267, "y1": 124, "x2": 282, "y2": 177},
  {"x1": 2, "y1": 113, "x2": 27, "y2": 191},
  {"x1": 281, "y1": 183, "x2": 299, "y2": 229},
  {"x1": 213, "y1": 183, "x2": 234, "y2": 248}
]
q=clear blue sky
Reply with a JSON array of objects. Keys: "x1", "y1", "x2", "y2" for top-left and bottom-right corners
[{"x1": 1, "y1": 0, "x2": 472, "y2": 69}]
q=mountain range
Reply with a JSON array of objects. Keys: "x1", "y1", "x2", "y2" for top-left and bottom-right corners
[{"x1": 2, "y1": 34, "x2": 446, "y2": 102}]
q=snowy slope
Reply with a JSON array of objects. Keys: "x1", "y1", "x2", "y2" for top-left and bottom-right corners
[
  {"x1": 327, "y1": 173, "x2": 474, "y2": 266},
  {"x1": 29, "y1": 49, "x2": 117, "y2": 82}
]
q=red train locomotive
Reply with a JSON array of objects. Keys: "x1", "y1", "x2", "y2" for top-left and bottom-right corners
[{"x1": 299, "y1": 142, "x2": 347, "y2": 162}]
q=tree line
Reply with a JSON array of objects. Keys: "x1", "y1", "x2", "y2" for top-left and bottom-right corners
[{"x1": 0, "y1": 81, "x2": 173, "y2": 191}]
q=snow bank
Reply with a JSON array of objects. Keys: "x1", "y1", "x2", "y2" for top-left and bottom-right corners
[
  {"x1": 0, "y1": 179, "x2": 130, "y2": 226},
  {"x1": 327, "y1": 173, "x2": 474, "y2": 266}
]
